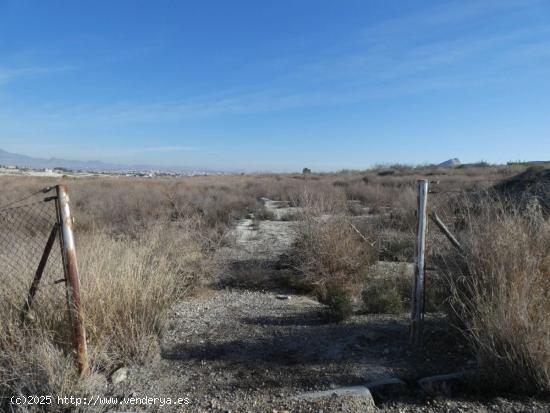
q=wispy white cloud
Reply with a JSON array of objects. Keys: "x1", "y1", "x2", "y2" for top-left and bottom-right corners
[
  {"x1": 0, "y1": 65, "x2": 73, "y2": 85},
  {"x1": 1, "y1": 0, "x2": 548, "y2": 128},
  {"x1": 35, "y1": 30, "x2": 548, "y2": 126},
  {"x1": 360, "y1": 0, "x2": 546, "y2": 43},
  {"x1": 285, "y1": 7, "x2": 550, "y2": 84}
]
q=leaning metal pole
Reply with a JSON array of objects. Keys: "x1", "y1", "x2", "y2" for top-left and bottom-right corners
[
  {"x1": 20, "y1": 224, "x2": 59, "y2": 323},
  {"x1": 56, "y1": 185, "x2": 89, "y2": 375}
]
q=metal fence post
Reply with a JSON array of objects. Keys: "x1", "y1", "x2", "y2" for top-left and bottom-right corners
[
  {"x1": 56, "y1": 185, "x2": 89, "y2": 375},
  {"x1": 20, "y1": 224, "x2": 59, "y2": 323},
  {"x1": 410, "y1": 179, "x2": 429, "y2": 347}
]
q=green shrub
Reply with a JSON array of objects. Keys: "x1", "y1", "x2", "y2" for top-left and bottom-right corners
[
  {"x1": 321, "y1": 281, "x2": 354, "y2": 321},
  {"x1": 379, "y1": 235, "x2": 415, "y2": 262},
  {"x1": 362, "y1": 275, "x2": 409, "y2": 314},
  {"x1": 362, "y1": 270, "x2": 446, "y2": 314}
]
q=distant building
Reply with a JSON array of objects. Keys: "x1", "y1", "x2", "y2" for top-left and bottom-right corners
[{"x1": 438, "y1": 158, "x2": 461, "y2": 168}]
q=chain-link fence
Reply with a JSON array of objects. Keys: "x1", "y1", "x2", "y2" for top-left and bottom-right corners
[{"x1": 0, "y1": 185, "x2": 88, "y2": 373}]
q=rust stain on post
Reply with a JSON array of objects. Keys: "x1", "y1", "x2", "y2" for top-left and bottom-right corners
[{"x1": 56, "y1": 185, "x2": 89, "y2": 375}]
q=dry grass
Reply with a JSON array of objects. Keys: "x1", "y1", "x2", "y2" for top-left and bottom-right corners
[
  {"x1": 79, "y1": 218, "x2": 220, "y2": 369},
  {"x1": 441, "y1": 199, "x2": 550, "y2": 394},
  {"x1": 0, "y1": 214, "x2": 221, "y2": 408},
  {"x1": 292, "y1": 189, "x2": 376, "y2": 318},
  {"x1": 1, "y1": 162, "x2": 549, "y2": 404},
  {"x1": 0, "y1": 332, "x2": 79, "y2": 404},
  {"x1": 295, "y1": 215, "x2": 375, "y2": 291}
]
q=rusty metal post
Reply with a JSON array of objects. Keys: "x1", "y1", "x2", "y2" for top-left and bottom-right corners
[
  {"x1": 20, "y1": 224, "x2": 59, "y2": 323},
  {"x1": 410, "y1": 179, "x2": 429, "y2": 347},
  {"x1": 56, "y1": 185, "x2": 89, "y2": 375}
]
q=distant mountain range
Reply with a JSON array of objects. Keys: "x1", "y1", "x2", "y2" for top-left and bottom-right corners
[
  {"x1": 0, "y1": 148, "x2": 126, "y2": 171},
  {"x1": 0, "y1": 148, "x2": 215, "y2": 174}
]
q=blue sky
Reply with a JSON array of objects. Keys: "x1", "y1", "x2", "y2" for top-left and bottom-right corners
[{"x1": 1, "y1": 0, "x2": 549, "y2": 172}]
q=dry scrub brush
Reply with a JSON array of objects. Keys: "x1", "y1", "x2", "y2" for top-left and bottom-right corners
[
  {"x1": 0, "y1": 216, "x2": 222, "y2": 409},
  {"x1": 441, "y1": 198, "x2": 550, "y2": 394},
  {"x1": 2, "y1": 166, "x2": 546, "y2": 403},
  {"x1": 0, "y1": 332, "x2": 80, "y2": 409},
  {"x1": 292, "y1": 187, "x2": 376, "y2": 319},
  {"x1": 79, "y1": 217, "x2": 221, "y2": 369}
]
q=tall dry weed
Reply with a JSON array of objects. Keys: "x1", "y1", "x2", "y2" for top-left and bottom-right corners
[
  {"x1": 292, "y1": 187, "x2": 376, "y2": 315},
  {"x1": 442, "y1": 199, "x2": 550, "y2": 393},
  {"x1": 0, "y1": 215, "x2": 222, "y2": 408},
  {"x1": 78, "y1": 217, "x2": 221, "y2": 368}
]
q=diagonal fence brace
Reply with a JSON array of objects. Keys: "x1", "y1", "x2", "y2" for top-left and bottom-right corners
[
  {"x1": 20, "y1": 224, "x2": 59, "y2": 323},
  {"x1": 429, "y1": 212, "x2": 463, "y2": 252}
]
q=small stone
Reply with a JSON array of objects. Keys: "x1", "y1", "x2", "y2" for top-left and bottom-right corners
[
  {"x1": 276, "y1": 294, "x2": 290, "y2": 300},
  {"x1": 293, "y1": 385, "x2": 375, "y2": 407},
  {"x1": 365, "y1": 377, "x2": 408, "y2": 400},
  {"x1": 110, "y1": 367, "x2": 128, "y2": 384}
]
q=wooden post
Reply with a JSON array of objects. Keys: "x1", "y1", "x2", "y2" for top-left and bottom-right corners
[
  {"x1": 410, "y1": 179, "x2": 428, "y2": 347},
  {"x1": 430, "y1": 212, "x2": 463, "y2": 252}
]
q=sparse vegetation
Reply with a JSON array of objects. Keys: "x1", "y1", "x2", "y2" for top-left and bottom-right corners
[
  {"x1": 440, "y1": 199, "x2": 550, "y2": 394},
  {"x1": 361, "y1": 267, "x2": 446, "y2": 314},
  {"x1": 322, "y1": 281, "x2": 354, "y2": 321},
  {"x1": 292, "y1": 195, "x2": 376, "y2": 317},
  {"x1": 362, "y1": 273, "x2": 410, "y2": 314},
  {"x1": 1, "y1": 217, "x2": 220, "y2": 405},
  {"x1": 1, "y1": 161, "x2": 549, "y2": 409}
]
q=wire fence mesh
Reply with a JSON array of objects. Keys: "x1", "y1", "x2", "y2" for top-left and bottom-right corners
[{"x1": 0, "y1": 188, "x2": 73, "y2": 348}]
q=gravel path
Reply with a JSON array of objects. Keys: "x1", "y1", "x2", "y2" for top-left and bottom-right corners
[
  {"x1": 101, "y1": 199, "x2": 549, "y2": 412},
  {"x1": 114, "y1": 289, "x2": 409, "y2": 412},
  {"x1": 105, "y1": 289, "x2": 548, "y2": 412}
]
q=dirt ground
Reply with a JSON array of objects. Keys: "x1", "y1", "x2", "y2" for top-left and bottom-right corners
[
  {"x1": 99, "y1": 289, "x2": 547, "y2": 412},
  {"x1": 91, "y1": 198, "x2": 549, "y2": 413}
]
